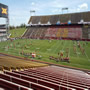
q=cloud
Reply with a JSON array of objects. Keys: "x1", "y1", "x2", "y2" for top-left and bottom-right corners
[
  {"x1": 31, "y1": 2, "x2": 35, "y2": 6},
  {"x1": 4, "y1": 0, "x2": 90, "y2": 26},
  {"x1": 77, "y1": 3, "x2": 88, "y2": 11},
  {"x1": 52, "y1": 9, "x2": 59, "y2": 13},
  {"x1": 9, "y1": 9, "x2": 30, "y2": 26}
]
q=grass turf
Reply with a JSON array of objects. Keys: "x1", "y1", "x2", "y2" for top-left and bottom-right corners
[
  {"x1": 9, "y1": 28, "x2": 26, "y2": 38},
  {"x1": 0, "y1": 39, "x2": 90, "y2": 70}
]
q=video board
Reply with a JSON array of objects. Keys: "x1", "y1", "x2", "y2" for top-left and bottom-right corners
[{"x1": 0, "y1": 3, "x2": 8, "y2": 18}]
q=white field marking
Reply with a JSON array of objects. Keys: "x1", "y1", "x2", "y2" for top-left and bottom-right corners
[
  {"x1": 54, "y1": 40, "x2": 63, "y2": 53},
  {"x1": 58, "y1": 40, "x2": 67, "y2": 55},
  {"x1": 61, "y1": 40, "x2": 67, "y2": 51},
  {"x1": 80, "y1": 42, "x2": 90, "y2": 62},
  {"x1": 85, "y1": 52, "x2": 90, "y2": 62},
  {"x1": 75, "y1": 41, "x2": 79, "y2": 58},
  {"x1": 49, "y1": 40, "x2": 60, "y2": 50},
  {"x1": 46, "y1": 40, "x2": 60, "y2": 53},
  {"x1": 38, "y1": 40, "x2": 48, "y2": 54},
  {"x1": 76, "y1": 52, "x2": 80, "y2": 55},
  {"x1": 50, "y1": 40, "x2": 60, "y2": 53},
  {"x1": 36, "y1": 48, "x2": 40, "y2": 49},
  {"x1": 57, "y1": 40, "x2": 66, "y2": 53},
  {"x1": 47, "y1": 49, "x2": 51, "y2": 51},
  {"x1": 60, "y1": 50, "x2": 64, "y2": 52},
  {"x1": 68, "y1": 40, "x2": 71, "y2": 57}
]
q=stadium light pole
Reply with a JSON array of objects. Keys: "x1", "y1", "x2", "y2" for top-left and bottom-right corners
[
  {"x1": 30, "y1": 10, "x2": 36, "y2": 16},
  {"x1": 62, "y1": 8, "x2": 68, "y2": 14}
]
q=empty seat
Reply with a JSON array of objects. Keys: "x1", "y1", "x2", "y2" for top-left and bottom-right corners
[{"x1": 0, "y1": 78, "x2": 32, "y2": 90}]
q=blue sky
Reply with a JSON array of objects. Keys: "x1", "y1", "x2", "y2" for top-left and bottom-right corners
[{"x1": 0, "y1": 0, "x2": 90, "y2": 26}]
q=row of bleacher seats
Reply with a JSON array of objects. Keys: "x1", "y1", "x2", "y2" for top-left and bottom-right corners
[
  {"x1": 0, "y1": 24, "x2": 6, "y2": 29},
  {"x1": 23, "y1": 26, "x2": 88, "y2": 39},
  {"x1": 0, "y1": 24, "x2": 7, "y2": 41},
  {"x1": 88, "y1": 27, "x2": 90, "y2": 39},
  {"x1": 0, "y1": 25, "x2": 7, "y2": 37},
  {"x1": 28, "y1": 12, "x2": 90, "y2": 24},
  {"x1": 82, "y1": 26, "x2": 90, "y2": 39},
  {"x1": 0, "y1": 78, "x2": 32, "y2": 90},
  {"x1": 82, "y1": 27, "x2": 88, "y2": 39},
  {"x1": 0, "y1": 66, "x2": 89, "y2": 90}
]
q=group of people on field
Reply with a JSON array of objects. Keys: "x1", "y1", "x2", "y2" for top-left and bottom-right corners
[
  {"x1": 59, "y1": 48, "x2": 70, "y2": 62},
  {"x1": 50, "y1": 48, "x2": 70, "y2": 63},
  {"x1": 73, "y1": 40, "x2": 85, "y2": 55}
]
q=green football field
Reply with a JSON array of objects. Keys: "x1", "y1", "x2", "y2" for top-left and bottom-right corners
[{"x1": 0, "y1": 39, "x2": 90, "y2": 70}]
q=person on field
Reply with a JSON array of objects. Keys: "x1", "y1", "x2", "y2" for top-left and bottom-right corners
[
  {"x1": 32, "y1": 52, "x2": 36, "y2": 58},
  {"x1": 60, "y1": 52, "x2": 63, "y2": 60},
  {"x1": 65, "y1": 56, "x2": 70, "y2": 63},
  {"x1": 77, "y1": 41, "x2": 80, "y2": 48},
  {"x1": 83, "y1": 43, "x2": 85, "y2": 47},
  {"x1": 60, "y1": 52, "x2": 63, "y2": 57}
]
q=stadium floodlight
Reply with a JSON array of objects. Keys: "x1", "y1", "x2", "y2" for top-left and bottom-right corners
[
  {"x1": 30, "y1": 10, "x2": 35, "y2": 13},
  {"x1": 30, "y1": 10, "x2": 36, "y2": 16},
  {"x1": 62, "y1": 7, "x2": 68, "y2": 14},
  {"x1": 62, "y1": 8, "x2": 68, "y2": 10}
]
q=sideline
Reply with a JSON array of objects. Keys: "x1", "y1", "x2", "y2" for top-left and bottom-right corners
[{"x1": 0, "y1": 52, "x2": 90, "y2": 72}]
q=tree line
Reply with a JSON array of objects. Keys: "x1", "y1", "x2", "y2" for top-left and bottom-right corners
[{"x1": 9, "y1": 23, "x2": 26, "y2": 30}]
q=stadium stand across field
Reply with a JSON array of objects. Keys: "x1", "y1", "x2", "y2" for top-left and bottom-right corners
[
  {"x1": 23, "y1": 24, "x2": 90, "y2": 41},
  {"x1": 23, "y1": 11, "x2": 90, "y2": 41}
]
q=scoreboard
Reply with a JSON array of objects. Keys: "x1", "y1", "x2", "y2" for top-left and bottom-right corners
[{"x1": 0, "y1": 3, "x2": 8, "y2": 18}]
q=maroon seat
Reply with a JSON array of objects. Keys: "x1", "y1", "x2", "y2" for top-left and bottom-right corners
[
  {"x1": 4, "y1": 66, "x2": 90, "y2": 90},
  {"x1": 11, "y1": 71, "x2": 88, "y2": 90},
  {"x1": 0, "y1": 73, "x2": 54, "y2": 90},
  {"x1": 18, "y1": 70, "x2": 90, "y2": 87},
  {"x1": 0, "y1": 79, "x2": 32, "y2": 90},
  {"x1": 4, "y1": 71, "x2": 76, "y2": 90}
]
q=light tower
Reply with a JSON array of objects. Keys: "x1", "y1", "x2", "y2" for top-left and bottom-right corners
[
  {"x1": 30, "y1": 10, "x2": 36, "y2": 16},
  {"x1": 62, "y1": 8, "x2": 68, "y2": 14}
]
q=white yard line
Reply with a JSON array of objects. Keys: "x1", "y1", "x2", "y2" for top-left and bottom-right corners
[
  {"x1": 68, "y1": 40, "x2": 71, "y2": 57},
  {"x1": 61, "y1": 40, "x2": 66, "y2": 51},
  {"x1": 53, "y1": 40, "x2": 62, "y2": 53},
  {"x1": 50, "y1": 40, "x2": 60, "y2": 50},
  {"x1": 46, "y1": 40, "x2": 61, "y2": 53},
  {"x1": 85, "y1": 52, "x2": 90, "y2": 62},
  {"x1": 75, "y1": 41, "x2": 79, "y2": 58},
  {"x1": 80, "y1": 42, "x2": 90, "y2": 62}
]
